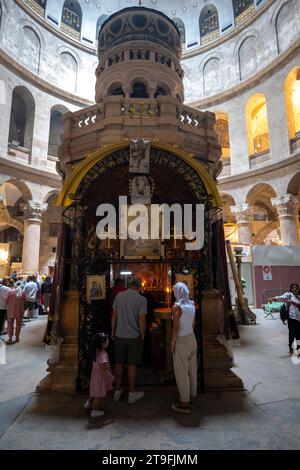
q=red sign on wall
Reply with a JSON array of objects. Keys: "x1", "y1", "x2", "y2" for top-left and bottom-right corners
[{"x1": 262, "y1": 265, "x2": 272, "y2": 280}]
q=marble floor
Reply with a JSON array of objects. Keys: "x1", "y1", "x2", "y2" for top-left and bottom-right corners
[{"x1": 0, "y1": 310, "x2": 300, "y2": 450}]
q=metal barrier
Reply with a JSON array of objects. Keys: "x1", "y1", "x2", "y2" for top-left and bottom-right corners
[{"x1": 262, "y1": 288, "x2": 289, "y2": 319}]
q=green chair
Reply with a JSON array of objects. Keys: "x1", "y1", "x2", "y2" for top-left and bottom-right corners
[{"x1": 262, "y1": 301, "x2": 284, "y2": 319}]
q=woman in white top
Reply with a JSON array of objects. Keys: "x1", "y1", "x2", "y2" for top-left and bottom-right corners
[
  {"x1": 270, "y1": 283, "x2": 300, "y2": 354},
  {"x1": 171, "y1": 282, "x2": 197, "y2": 414}
]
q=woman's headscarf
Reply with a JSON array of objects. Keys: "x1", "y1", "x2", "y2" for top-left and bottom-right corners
[
  {"x1": 172, "y1": 282, "x2": 194, "y2": 306},
  {"x1": 14, "y1": 281, "x2": 24, "y2": 297}
]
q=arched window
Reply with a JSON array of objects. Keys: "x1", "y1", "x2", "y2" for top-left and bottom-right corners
[
  {"x1": 199, "y1": 4, "x2": 220, "y2": 45},
  {"x1": 276, "y1": 1, "x2": 298, "y2": 54},
  {"x1": 8, "y1": 87, "x2": 35, "y2": 155},
  {"x1": 154, "y1": 87, "x2": 167, "y2": 98},
  {"x1": 61, "y1": 0, "x2": 82, "y2": 40},
  {"x1": 110, "y1": 86, "x2": 125, "y2": 96},
  {"x1": 215, "y1": 112, "x2": 230, "y2": 160},
  {"x1": 245, "y1": 94, "x2": 270, "y2": 157},
  {"x1": 59, "y1": 52, "x2": 78, "y2": 93},
  {"x1": 284, "y1": 68, "x2": 300, "y2": 152},
  {"x1": 130, "y1": 82, "x2": 149, "y2": 99},
  {"x1": 107, "y1": 83, "x2": 125, "y2": 97},
  {"x1": 203, "y1": 57, "x2": 222, "y2": 95},
  {"x1": 48, "y1": 107, "x2": 68, "y2": 158},
  {"x1": 96, "y1": 14, "x2": 109, "y2": 40},
  {"x1": 172, "y1": 18, "x2": 185, "y2": 44},
  {"x1": 232, "y1": 0, "x2": 255, "y2": 25},
  {"x1": 22, "y1": 27, "x2": 41, "y2": 75}
]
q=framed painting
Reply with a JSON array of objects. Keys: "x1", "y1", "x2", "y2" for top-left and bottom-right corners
[
  {"x1": 86, "y1": 274, "x2": 106, "y2": 302},
  {"x1": 120, "y1": 238, "x2": 163, "y2": 259}
]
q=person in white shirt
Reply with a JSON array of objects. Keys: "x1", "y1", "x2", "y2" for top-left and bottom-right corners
[
  {"x1": 269, "y1": 283, "x2": 300, "y2": 354},
  {"x1": 171, "y1": 282, "x2": 197, "y2": 414},
  {"x1": 24, "y1": 276, "x2": 38, "y2": 319},
  {"x1": 0, "y1": 279, "x2": 10, "y2": 338}
]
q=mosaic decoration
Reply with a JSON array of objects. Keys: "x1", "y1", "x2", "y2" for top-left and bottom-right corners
[
  {"x1": 200, "y1": 11, "x2": 219, "y2": 37},
  {"x1": 62, "y1": 7, "x2": 81, "y2": 32},
  {"x1": 24, "y1": 0, "x2": 46, "y2": 16},
  {"x1": 233, "y1": 0, "x2": 254, "y2": 18},
  {"x1": 234, "y1": 1, "x2": 256, "y2": 26}
]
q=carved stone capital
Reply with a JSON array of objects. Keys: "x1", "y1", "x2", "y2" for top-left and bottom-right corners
[
  {"x1": 231, "y1": 204, "x2": 253, "y2": 223},
  {"x1": 271, "y1": 195, "x2": 299, "y2": 217},
  {"x1": 23, "y1": 200, "x2": 48, "y2": 222}
]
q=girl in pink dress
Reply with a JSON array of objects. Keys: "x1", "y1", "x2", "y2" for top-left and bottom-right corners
[
  {"x1": 6, "y1": 282, "x2": 26, "y2": 344},
  {"x1": 84, "y1": 332, "x2": 115, "y2": 418}
]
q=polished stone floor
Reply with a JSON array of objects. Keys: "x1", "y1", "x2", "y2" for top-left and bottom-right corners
[{"x1": 0, "y1": 310, "x2": 300, "y2": 450}]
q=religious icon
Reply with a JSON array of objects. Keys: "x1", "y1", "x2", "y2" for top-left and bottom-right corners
[
  {"x1": 120, "y1": 238, "x2": 163, "y2": 259},
  {"x1": 129, "y1": 139, "x2": 150, "y2": 174},
  {"x1": 130, "y1": 175, "x2": 151, "y2": 204},
  {"x1": 86, "y1": 275, "x2": 106, "y2": 302}
]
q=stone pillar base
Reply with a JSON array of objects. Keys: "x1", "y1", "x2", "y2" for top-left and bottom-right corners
[
  {"x1": 36, "y1": 290, "x2": 79, "y2": 394},
  {"x1": 202, "y1": 289, "x2": 244, "y2": 391}
]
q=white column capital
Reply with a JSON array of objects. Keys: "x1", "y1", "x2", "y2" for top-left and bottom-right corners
[
  {"x1": 271, "y1": 194, "x2": 299, "y2": 217},
  {"x1": 231, "y1": 203, "x2": 253, "y2": 223},
  {"x1": 23, "y1": 200, "x2": 48, "y2": 222}
]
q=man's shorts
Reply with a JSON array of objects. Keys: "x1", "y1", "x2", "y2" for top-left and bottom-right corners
[
  {"x1": 26, "y1": 301, "x2": 35, "y2": 311},
  {"x1": 114, "y1": 336, "x2": 144, "y2": 365}
]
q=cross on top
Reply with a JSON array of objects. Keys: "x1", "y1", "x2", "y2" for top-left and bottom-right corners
[{"x1": 138, "y1": 0, "x2": 142, "y2": 5}]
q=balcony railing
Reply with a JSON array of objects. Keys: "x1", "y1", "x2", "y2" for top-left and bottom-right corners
[
  {"x1": 290, "y1": 135, "x2": 300, "y2": 154},
  {"x1": 62, "y1": 97, "x2": 214, "y2": 144}
]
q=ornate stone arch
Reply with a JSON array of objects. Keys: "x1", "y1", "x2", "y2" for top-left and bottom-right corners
[
  {"x1": 18, "y1": 20, "x2": 45, "y2": 75},
  {"x1": 57, "y1": 142, "x2": 221, "y2": 207},
  {"x1": 287, "y1": 171, "x2": 300, "y2": 195},
  {"x1": 271, "y1": 0, "x2": 298, "y2": 54},
  {"x1": 201, "y1": 55, "x2": 222, "y2": 96},
  {"x1": 57, "y1": 47, "x2": 80, "y2": 94},
  {"x1": 253, "y1": 220, "x2": 279, "y2": 245},
  {"x1": 234, "y1": 29, "x2": 260, "y2": 81}
]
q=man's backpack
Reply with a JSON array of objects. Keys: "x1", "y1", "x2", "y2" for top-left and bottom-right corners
[{"x1": 280, "y1": 303, "x2": 289, "y2": 324}]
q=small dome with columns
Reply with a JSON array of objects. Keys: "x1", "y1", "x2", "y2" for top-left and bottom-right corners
[
  {"x1": 98, "y1": 7, "x2": 182, "y2": 59},
  {"x1": 95, "y1": 6, "x2": 184, "y2": 103}
]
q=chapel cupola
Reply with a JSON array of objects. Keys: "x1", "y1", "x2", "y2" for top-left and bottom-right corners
[{"x1": 95, "y1": 7, "x2": 184, "y2": 103}]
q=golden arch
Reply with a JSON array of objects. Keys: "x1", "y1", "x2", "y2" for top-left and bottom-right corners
[{"x1": 57, "y1": 142, "x2": 222, "y2": 207}]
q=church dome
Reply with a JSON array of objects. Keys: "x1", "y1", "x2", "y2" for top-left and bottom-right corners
[{"x1": 98, "y1": 7, "x2": 182, "y2": 59}]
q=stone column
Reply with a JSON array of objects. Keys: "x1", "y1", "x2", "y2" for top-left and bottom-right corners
[
  {"x1": 231, "y1": 203, "x2": 253, "y2": 245},
  {"x1": 31, "y1": 96, "x2": 52, "y2": 167},
  {"x1": 265, "y1": 85, "x2": 290, "y2": 163},
  {"x1": 22, "y1": 200, "x2": 48, "y2": 274},
  {"x1": 227, "y1": 101, "x2": 250, "y2": 174},
  {"x1": 271, "y1": 195, "x2": 299, "y2": 246}
]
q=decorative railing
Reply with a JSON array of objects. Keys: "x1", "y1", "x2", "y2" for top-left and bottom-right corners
[
  {"x1": 177, "y1": 105, "x2": 204, "y2": 129},
  {"x1": 120, "y1": 101, "x2": 160, "y2": 118},
  {"x1": 98, "y1": 49, "x2": 183, "y2": 79},
  {"x1": 155, "y1": 52, "x2": 172, "y2": 68},
  {"x1": 72, "y1": 104, "x2": 105, "y2": 130},
  {"x1": 108, "y1": 51, "x2": 125, "y2": 67},
  {"x1": 66, "y1": 98, "x2": 211, "y2": 138},
  {"x1": 129, "y1": 50, "x2": 150, "y2": 60}
]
